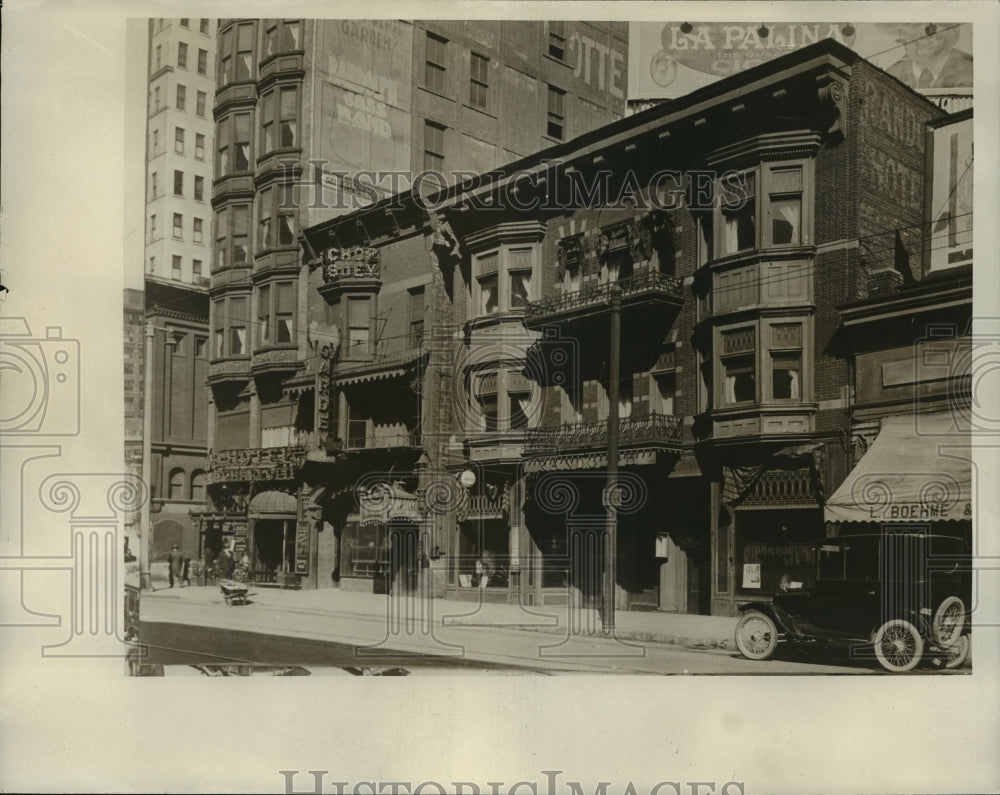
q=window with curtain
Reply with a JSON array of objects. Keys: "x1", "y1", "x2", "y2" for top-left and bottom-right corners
[
  {"x1": 275, "y1": 283, "x2": 294, "y2": 343},
  {"x1": 769, "y1": 322, "x2": 803, "y2": 401},
  {"x1": 229, "y1": 296, "x2": 247, "y2": 356},
  {"x1": 722, "y1": 171, "x2": 755, "y2": 254},
  {"x1": 721, "y1": 326, "x2": 756, "y2": 406},
  {"x1": 257, "y1": 284, "x2": 271, "y2": 345},
  {"x1": 769, "y1": 167, "x2": 802, "y2": 246}
]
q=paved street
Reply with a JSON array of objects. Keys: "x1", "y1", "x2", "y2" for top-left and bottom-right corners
[{"x1": 137, "y1": 581, "x2": 970, "y2": 676}]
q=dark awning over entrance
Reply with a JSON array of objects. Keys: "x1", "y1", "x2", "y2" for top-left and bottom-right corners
[
  {"x1": 248, "y1": 490, "x2": 297, "y2": 517},
  {"x1": 824, "y1": 413, "x2": 971, "y2": 524}
]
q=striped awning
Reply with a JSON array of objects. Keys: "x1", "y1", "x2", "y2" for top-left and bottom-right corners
[{"x1": 336, "y1": 367, "x2": 409, "y2": 387}]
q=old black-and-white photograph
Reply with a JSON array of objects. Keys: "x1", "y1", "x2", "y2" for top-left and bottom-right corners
[{"x1": 1, "y1": 4, "x2": 997, "y2": 793}]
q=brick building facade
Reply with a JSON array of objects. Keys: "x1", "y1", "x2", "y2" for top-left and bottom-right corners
[{"x1": 301, "y1": 38, "x2": 970, "y2": 616}]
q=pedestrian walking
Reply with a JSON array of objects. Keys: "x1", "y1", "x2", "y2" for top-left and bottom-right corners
[{"x1": 168, "y1": 544, "x2": 184, "y2": 588}]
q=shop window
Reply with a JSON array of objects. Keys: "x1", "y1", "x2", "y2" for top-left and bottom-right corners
[
  {"x1": 168, "y1": 469, "x2": 185, "y2": 500},
  {"x1": 425, "y1": 32, "x2": 447, "y2": 93},
  {"x1": 469, "y1": 52, "x2": 489, "y2": 109},
  {"x1": 458, "y1": 520, "x2": 510, "y2": 589},
  {"x1": 214, "y1": 203, "x2": 250, "y2": 270},
  {"x1": 341, "y1": 520, "x2": 385, "y2": 578}
]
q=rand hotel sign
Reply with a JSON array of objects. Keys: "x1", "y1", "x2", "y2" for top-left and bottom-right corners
[{"x1": 628, "y1": 22, "x2": 972, "y2": 100}]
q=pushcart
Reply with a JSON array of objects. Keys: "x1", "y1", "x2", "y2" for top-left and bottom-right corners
[{"x1": 219, "y1": 579, "x2": 249, "y2": 606}]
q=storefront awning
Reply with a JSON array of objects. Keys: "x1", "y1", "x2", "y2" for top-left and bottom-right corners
[
  {"x1": 524, "y1": 447, "x2": 660, "y2": 473},
  {"x1": 824, "y1": 413, "x2": 971, "y2": 523},
  {"x1": 248, "y1": 490, "x2": 297, "y2": 517}
]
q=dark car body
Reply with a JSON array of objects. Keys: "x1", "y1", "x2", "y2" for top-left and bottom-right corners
[{"x1": 735, "y1": 532, "x2": 970, "y2": 672}]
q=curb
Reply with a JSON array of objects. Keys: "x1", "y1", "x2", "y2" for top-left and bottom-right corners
[{"x1": 142, "y1": 591, "x2": 735, "y2": 651}]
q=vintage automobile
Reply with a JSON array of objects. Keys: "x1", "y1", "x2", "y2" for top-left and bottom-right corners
[{"x1": 734, "y1": 532, "x2": 970, "y2": 672}]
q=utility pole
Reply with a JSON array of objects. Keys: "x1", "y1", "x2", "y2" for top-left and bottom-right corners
[
  {"x1": 602, "y1": 285, "x2": 622, "y2": 634},
  {"x1": 139, "y1": 322, "x2": 155, "y2": 591}
]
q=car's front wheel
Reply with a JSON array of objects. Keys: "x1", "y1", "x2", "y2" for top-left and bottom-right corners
[
  {"x1": 735, "y1": 610, "x2": 779, "y2": 661},
  {"x1": 873, "y1": 619, "x2": 924, "y2": 673},
  {"x1": 931, "y1": 596, "x2": 965, "y2": 649}
]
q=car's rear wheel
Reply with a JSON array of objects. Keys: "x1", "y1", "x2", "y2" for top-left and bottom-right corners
[
  {"x1": 735, "y1": 611, "x2": 779, "y2": 661},
  {"x1": 873, "y1": 619, "x2": 923, "y2": 673},
  {"x1": 938, "y1": 634, "x2": 971, "y2": 670},
  {"x1": 931, "y1": 596, "x2": 965, "y2": 649}
]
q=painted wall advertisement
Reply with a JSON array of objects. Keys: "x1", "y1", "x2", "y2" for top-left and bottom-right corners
[
  {"x1": 315, "y1": 20, "x2": 414, "y2": 208},
  {"x1": 628, "y1": 22, "x2": 972, "y2": 100},
  {"x1": 929, "y1": 114, "x2": 973, "y2": 272}
]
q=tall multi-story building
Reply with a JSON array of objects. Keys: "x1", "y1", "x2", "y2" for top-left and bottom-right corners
[
  {"x1": 301, "y1": 37, "x2": 972, "y2": 617},
  {"x1": 201, "y1": 19, "x2": 629, "y2": 585},
  {"x1": 139, "y1": 18, "x2": 216, "y2": 560}
]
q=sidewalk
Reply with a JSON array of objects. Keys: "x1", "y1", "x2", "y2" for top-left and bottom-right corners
[{"x1": 140, "y1": 576, "x2": 737, "y2": 653}]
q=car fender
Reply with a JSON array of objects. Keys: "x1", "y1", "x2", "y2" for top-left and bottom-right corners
[{"x1": 737, "y1": 601, "x2": 796, "y2": 636}]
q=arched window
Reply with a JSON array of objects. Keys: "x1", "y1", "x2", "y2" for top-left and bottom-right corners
[
  {"x1": 168, "y1": 469, "x2": 186, "y2": 500},
  {"x1": 190, "y1": 470, "x2": 207, "y2": 502}
]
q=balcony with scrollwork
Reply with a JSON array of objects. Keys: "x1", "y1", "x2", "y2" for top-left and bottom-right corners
[
  {"x1": 312, "y1": 246, "x2": 381, "y2": 300},
  {"x1": 524, "y1": 270, "x2": 685, "y2": 329},
  {"x1": 524, "y1": 412, "x2": 684, "y2": 471}
]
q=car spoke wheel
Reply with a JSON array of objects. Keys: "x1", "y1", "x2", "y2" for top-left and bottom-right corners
[
  {"x1": 735, "y1": 611, "x2": 779, "y2": 661},
  {"x1": 931, "y1": 597, "x2": 965, "y2": 649},
  {"x1": 874, "y1": 619, "x2": 923, "y2": 673}
]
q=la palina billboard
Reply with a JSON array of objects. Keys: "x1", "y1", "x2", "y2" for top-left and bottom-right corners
[{"x1": 628, "y1": 22, "x2": 972, "y2": 99}]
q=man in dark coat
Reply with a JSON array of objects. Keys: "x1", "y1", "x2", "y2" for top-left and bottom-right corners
[
  {"x1": 883, "y1": 23, "x2": 973, "y2": 90},
  {"x1": 168, "y1": 544, "x2": 184, "y2": 588}
]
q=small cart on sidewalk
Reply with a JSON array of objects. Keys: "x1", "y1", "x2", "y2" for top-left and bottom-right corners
[{"x1": 219, "y1": 579, "x2": 249, "y2": 606}]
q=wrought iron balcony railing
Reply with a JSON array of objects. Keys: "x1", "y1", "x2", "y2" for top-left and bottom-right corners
[
  {"x1": 524, "y1": 411, "x2": 683, "y2": 454},
  {"x1": 524, "y1": 270, "x2": 684, "y2": 322}
]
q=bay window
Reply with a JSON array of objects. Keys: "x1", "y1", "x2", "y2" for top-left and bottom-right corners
[
  {"x1": 721, "y1": 327, "x2": 756, "y2": 405},
  {"x1": 217, "y1": 112, "x2": 252, "y2": 176},
  {"x1": 212, "y1": 294, "x2": 249, "y2": 358},
  {"x1": 260, "y1": 85, "x2": 299, "y2": 154},
  {"x1": 471, "y1": 246, "x2": 537, "y2": 318},
  {"x1": 472, "y1": 370, "x2": 536, "y2": 432},
  {"x1": 715, "y1": 162, "x2": 809, "y2": 256},
  {"x1": 219, "y1": 22, "x2": 255, "y2": 86},
  {"x1": 257, "y1": 184, "x2": 297, "y2": 252},
  {"x1": 769, "y1": 323, "x2": 802, "y2": 401},
  {"x1": 214, "y1": 203, "x2": 250, "y2": 270},
  {"x1": 263, "y1": 20, "x2": 301, "y2": 58},
  {"x1": 257, "y1": 281, "x2": 296, "y2": 347}
]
